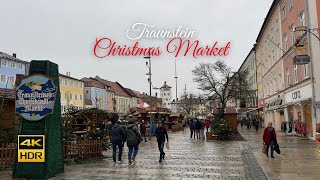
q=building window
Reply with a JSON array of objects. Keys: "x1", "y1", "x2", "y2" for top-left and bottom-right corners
[
  {"x1": 65, "y1": 79, "x2": 68, "y2": 86},
  {"x1": 281, "y1": 5, "x2": 286, "y2": 21},
  {"x1": 286, "y1": 68, "x2": 290, "y2": 87},
  {"x1": 75, "y1": 81, "x2": 78, "y2": 88},
  {"x1": 274, "y1": 78, "x2": 277, "y2": 92},
  {"x1": 303, "y1": 64, "x2": 309, "y2": 79},
  {"x1": 17, "y1": 63, "x2": 23, "y2": 69},
  {"x1": 0, "y1": 74, "x2": 6, "y2": 83},
  {"x1": 70, "y1": 94, "x2": 72, "y2": 100},
  {"x1": 80, "y1": 95, "x2": 82, "y2": 101},
  {"x1": 75, "y1": 94, "x2": 78, "y2": 101},
  {"x1": 9, "y1": 76, "x2": 15, "y2": 84},
  {"x1": 70, "y1": 80, "x2": 73, "y2": 87},
  {"x1": 1, "y1": 60, "x2": 7, "y2": 66},
  {"x1": 294, "y1": 64, "x2": 298, "y2": 83},
  {"x1": 80, "y1": 82, "x2": 83, "y2": 88},
  {"x1": 279, "y1": 73, "x2": 283, "y2": 90},
  {"x1": 272, "y1": 50, "x2": 275, "y2": 65},
  {"x1": 290, "y1": 24, "x2": 296, "y2": 45},
  {"x1": 64, "y1": 92, "x2": 67, "y2": 99},
  {"x1": 164, "y1": 93, "x2": 166, "y2": 96},
  {"x1": 288, "y1": 0, "x2": 293, "y2": 10},
  {"x1": 59, "y1": 78, "x2": 62, "y2": 84},
  {"x1": 10, "y1": 62, "x2": 15, "y2": 68},
  {"x1": 299, "y1": 11, "x2": 305, "y2": 36},
  {"x1": 284, "y1": 34, "x2": 288, "y2": 51}
]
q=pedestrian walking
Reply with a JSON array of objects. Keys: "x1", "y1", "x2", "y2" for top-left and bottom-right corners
[
  {"x1": 195, "y1": 119, "x2": 201, "y2": 139},
  {"x1": 111, "y1": 121, "x2": 125, "y2": 163},
  {"x1": 155, "y1": 122, "x2": 169, "y2": 163},
  {"x1": 189, "y1": 119, "x2": 195, "y2": 139},
  {"x1": 263, "y1": 122, "x2": 277, "y2": 158},
  {"x1": 146, "y1": 122, "x2": 151, "y2": 140},
  {"x1": 105, "y1": 121, "x2": 113, "y2": 141},
  {"x1": 140, "y1": 120, "x2": 147, "y2": 142},
  {"x1": 205, "y1": 119, "x2": 210, "y2": 132},
  {"x1": 121, "y1": 122, "x2": 127, "y2": 147},
  {"x1": 150, "y1": 122, "x2": 156, "y2": 140},
  {"x1": 254, "y1": 119, "x2": 259, "y2": 131},
  {"x1": 241, "y1": 117, "x2": 245, "y2": 128},
  {"x1": 200, "y1": 120, "x2": 205, "y2": 140},
  {"x1": 126, "y1": 120, "x2": 143, "y2": 165}
]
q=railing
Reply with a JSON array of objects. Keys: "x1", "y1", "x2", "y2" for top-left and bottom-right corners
[
  {"x1": 0, "y1": 139, "x2": 102, "y2": 169},
  {"x1": 64, "y1": 139, "x2": 102, "y2": 159},
  {"x1": 0, "y1": 143, "x2": 16, "y2": 169}
]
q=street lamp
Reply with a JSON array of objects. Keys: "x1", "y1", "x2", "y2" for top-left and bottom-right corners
[{"x1": 144, "y1": 55, "x2": 152, "y2": 122}]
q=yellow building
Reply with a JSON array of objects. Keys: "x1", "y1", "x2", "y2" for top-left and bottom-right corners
[{"x1": 59, "y1": 72, "x2": 85, "y2": 114}]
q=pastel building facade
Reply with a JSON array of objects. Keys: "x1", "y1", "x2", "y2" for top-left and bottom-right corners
[
  {"x1": 0, "y1": 52, "x2": 29, "y2": 89},
  {"x1": 59, "y1": 73, "x2": 85, "y2": 113}
]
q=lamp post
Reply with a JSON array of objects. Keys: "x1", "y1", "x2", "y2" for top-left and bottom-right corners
[{"x1": 144, "y1": 55, "x2": 152, "y2": 123}]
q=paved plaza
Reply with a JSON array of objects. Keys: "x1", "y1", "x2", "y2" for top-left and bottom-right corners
[{"x1": 3, "y1": 127, "x2": 320, "y2": 180}]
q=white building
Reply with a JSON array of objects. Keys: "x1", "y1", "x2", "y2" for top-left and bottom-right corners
[{"x1": 160, "y1": 81, "x2": 172, "y2": 109}]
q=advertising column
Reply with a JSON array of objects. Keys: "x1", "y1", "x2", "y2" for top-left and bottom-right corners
[{"x1": 13, "y1": 60, "x2": 64, "y2": 179}]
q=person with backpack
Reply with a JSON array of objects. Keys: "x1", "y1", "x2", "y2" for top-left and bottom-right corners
[
  {"x1": 126, "y1": 120, "x2": 143, "y2": 165},
  {"x1": 195, "y1": 119, "x2": 202, "y2": 139},
  {"x1": 110, "y1": 121, "x2": 125, "y2": 163}
]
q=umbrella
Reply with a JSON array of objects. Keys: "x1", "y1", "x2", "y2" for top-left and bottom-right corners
[{"x1": 137, "y1": 102, "x2": 150, "y2": 108}]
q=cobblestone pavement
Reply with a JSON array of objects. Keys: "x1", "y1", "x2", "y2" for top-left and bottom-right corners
[
  {"x1": 51, "y1": 130, "x2": 248, "y2": 180},
  {"x1": 3, "y1": 127, "x2": 319, "y2": 179},
  {"x1": 238, "y1": 126, "x2": 320, "y2": 180}
]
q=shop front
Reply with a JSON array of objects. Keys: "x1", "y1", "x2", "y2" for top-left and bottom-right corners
[
  {"x1": 264, "y1": 94, "x2": 284, "y2": 131},
  {"x1": 283, "y1": 83, "x2": 313, "y2": 139}
]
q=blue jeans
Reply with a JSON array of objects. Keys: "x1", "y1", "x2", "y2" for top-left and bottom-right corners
[
  {"x1": 128, "y1": 145, "x2": 139, "y2": 160},
  {"x1": 142, "y1": 133, "x2": 147, "y2": 142},
  {"x1": 158, "y1": 140, "x2": 165, "y2": 158},
  {"x1": 112, "y1": 141, "x2": 123, "y2": 162},
  {"x1": 267, "y1": 141, "x2": 275, "y2": 156}
]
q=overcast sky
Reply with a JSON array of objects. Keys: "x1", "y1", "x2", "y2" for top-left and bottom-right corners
[{"x1": 0, "y1": 0, "x2": 273, "y2": 98}]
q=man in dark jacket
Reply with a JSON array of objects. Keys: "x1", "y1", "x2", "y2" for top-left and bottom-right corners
[
  {"x1": 140, "y1": 120, "x2": 147, "y2": 142},
  {"x1": 126, "y1": 121, "x2": 143, "y2": 164},
  {"x1": 155, "y1": 122, "x2": 169, "y2": 163},
  {"x1": 111, "y1": 121, "x2": 125, "y2": 163},
  {"x1": 189, "y1": 119, "x2": 195, "y2": 139}
]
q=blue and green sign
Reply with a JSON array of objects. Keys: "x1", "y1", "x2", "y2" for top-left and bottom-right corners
[{"x1": 15, "y1": 75, "x2": 57, "y2": 121}]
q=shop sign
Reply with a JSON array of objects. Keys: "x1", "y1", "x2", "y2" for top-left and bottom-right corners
[
  {"x1": 293, "y1": 54, "x2": 310, "y2": 65},
  {"x1": 292, "y1": 91, "x2": 301, "y2": 100},
  {"x1": 284, "y1": 84, "x2": 312, "y2": 103},
  {"x1": 314, "y1": 101, "x2": 320, "y2": 108},
  {"x1": 265, "y1": 98, "x2": 282, "y2": 108},
  {"x1": 15, "y1": 75, "x2": 57, "y2": 121}
]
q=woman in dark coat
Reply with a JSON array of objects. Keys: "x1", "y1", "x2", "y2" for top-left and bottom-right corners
[
  {"x1": 126, "y1": 120, "x2": 143, "y2": 164},
  {"x1": 263, "y1": 122, "x2": 277, "y2": 158}
]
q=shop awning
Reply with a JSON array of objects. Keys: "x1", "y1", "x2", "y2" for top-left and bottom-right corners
[{"x1": 239, "y1": 107, "x2": 261, "y2": 114}]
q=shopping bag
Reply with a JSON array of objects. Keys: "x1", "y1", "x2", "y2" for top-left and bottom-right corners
[
  {"x1": 274, "y1": 142, "x2": 281, "y2": 154},
  {"x1": 166, "y1": 141, "x2": 170, "y2": 150},
  {"x1": 262, "y1": 144, "x2": 267, "y2": 154}
]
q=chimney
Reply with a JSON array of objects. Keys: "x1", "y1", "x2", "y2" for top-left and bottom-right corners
[
  {"x1": 66, "y1": 72, "x2": 70, "y2": 77},
  {"x1": 13, "y1": 53, "x2": 16, "y2": 58}
]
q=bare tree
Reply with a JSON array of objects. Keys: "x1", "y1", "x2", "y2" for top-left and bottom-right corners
[
  {"x1": 178, "y1": 93, "x2": 203, "y2": 116},
  {"x1": 192, "y1": 60, "x2": 249, "y2": 113}
]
